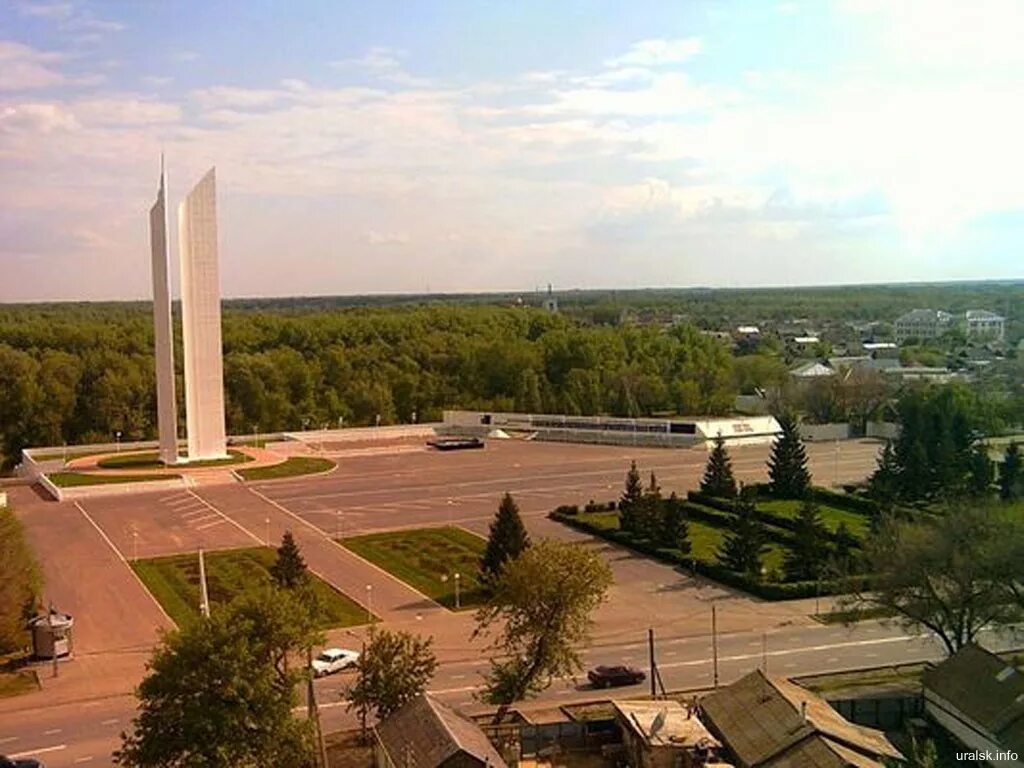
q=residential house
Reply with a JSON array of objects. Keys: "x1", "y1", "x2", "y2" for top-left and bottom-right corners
[
  {"x1": 612, "y1": 699, "x2": 724, "y2": 768},
  {"x1": 790, "y1": 361, "x2": 835, "y2": 379},
  {"x1": 700, "y1": 669, "x2": 904, "y2": 767},
  {"x1": 922, "y1": 643, "x2": 1024, "y2": 767},
  {"x1": 373, "y1": 694, "x2": 509, "y2": 768}
]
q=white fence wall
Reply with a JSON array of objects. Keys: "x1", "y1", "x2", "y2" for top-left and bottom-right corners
[
  {"x1": 866, "y1": 422, "x2": 900, "y2": 440},
  {"x1": 799, "y1": 423, "x2": 852, "y2": 442}
]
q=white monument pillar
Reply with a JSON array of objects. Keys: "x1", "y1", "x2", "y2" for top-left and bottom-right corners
[
  {"x1": 149, "y1": 158, "x2": 179, "y2": 465},
  {"x1": 178, "y1": 168, "x2": 228, "y2": 460}
]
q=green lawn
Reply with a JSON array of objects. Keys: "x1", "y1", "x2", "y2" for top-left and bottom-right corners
[
  {"x1": 98, "y1": 449, "x2": 252, "y2": 470},
  {"x1": 758, "y1": 499, "x2": 870, "y2": 537},
  {"x1": 0, "y1": 669, "x2": 38, "y2": 698},
  {"x1": 341, "y1": 526, "x2": 487, "y2": 610},
  {"x1": 131, "y1": 546, "x2": 371, "y2": 628},
  {"x1": 48, "y1": 471, "x2": 176, "y2": 487},
  {"x1": 237, "y1": 456, "x2": 335, "y2": 481}
]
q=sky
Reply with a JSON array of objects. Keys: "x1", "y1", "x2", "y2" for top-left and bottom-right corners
[{"x1": 1, "y1": 0, "x2": 1022, "y2": 302}]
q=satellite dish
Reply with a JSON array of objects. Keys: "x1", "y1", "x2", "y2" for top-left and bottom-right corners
[{"x1": 651, "y1": 708, "x2": 667, "y2": 737}]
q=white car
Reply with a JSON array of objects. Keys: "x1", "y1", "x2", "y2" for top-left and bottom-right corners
[{"x1": 311, "y1": 648, "x2": 359, "y2": 677}]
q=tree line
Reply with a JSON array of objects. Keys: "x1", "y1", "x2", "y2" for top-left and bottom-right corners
[{"x1": 0, "y1": 303, "x2": 736, "y2": 467}]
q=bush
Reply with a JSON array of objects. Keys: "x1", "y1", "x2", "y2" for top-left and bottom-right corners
[
  {"x1": 808, "y1": 487, "x2": 878, "y2": 515},
  {"x1": 553, "y1": 504, "x2": 580, "y2": 517},
  {"x1": 584, "y1": 499, "x2": 616, "y2": 514}
]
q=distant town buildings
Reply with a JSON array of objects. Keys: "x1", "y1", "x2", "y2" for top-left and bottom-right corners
[
  {"x1": 894, "y1": 309, "x2": 954, "y2": 342},
  {"x1": 965, "y1": 309, "x2": 1006, "y2": 341},
  {"x1": 894, "y1": 308, "x2": 1005, "y2": 343}
]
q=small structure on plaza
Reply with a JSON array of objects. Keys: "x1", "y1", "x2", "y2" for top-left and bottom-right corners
[{"x1": 28, "y1": 608, "x2": 74, "y2": 660}]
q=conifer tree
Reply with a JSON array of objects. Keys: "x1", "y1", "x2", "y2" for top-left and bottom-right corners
[
  {"x1": 967, "y1": 446, "x2": 993, "y2": 498},
  {"x1": 637, "y1": 471, "x2": 663, "y2": 539},
  {"x1": 767, "y1": 414, "x2": 811, "y2": 498},
  {"x1": 1001, "y1": 442, "x2": 1021, "y2": 501},
  {"x1": 269, "y1": 531, "x2": 308, "y2": 590},
  {"x1": 832, "y1": 522, "x2": 858, "y2": 575},
  {"x1": 783, "y1": 501, "x2": 830, "y2": 582},
  {"x1": 661, "y1": 492, "x2": 691, "y2": 555},
  {"x1": 619, "y1": 461, "x2": 643, "y2": 533},
  {"x1": 481, "y1": 493, "x2": 531, "y2": 580},
  {"x1": 717, "y1": 496, "x2": 768, "y2": 578},
  {"x1": 868, "y1": 440, "x2": 901, "y2": 505},
  {"x1": 701, "y1": 434, "x2": 738, "y2": 498}
]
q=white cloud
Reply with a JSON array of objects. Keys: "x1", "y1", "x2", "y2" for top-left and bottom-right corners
[
  {"x1": 0, "y1": 41, "x2": 65, "y2": 90},
  {"x1": 0, "y1": 102, "x2": 79, "y2": 133},
  {"x1": 367, "y1": 230, "x2": 409, "y2": 246},
  {"x1": 17, "y1": 2, "x2": 74, "y2": 20},
  {"x1": 606, "y1": 38, "x2": 702, "y2": 67}
]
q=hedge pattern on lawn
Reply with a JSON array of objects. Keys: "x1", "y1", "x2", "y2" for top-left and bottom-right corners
[
  {"x1": 341, "y1": 526, "x2": 488, "y2": 610},
  {"x1": 237, "y1": 456, "x2": 335, "y2": 481},
  {"x1": 48, "y1": 471, "x2": 176, "y2": 487},
  {"x1": 687, "y1": 491, "x2": 869, "y2": 541},
  {"x1": 131, "y1": 547, "x2": 370, "y2": 628}
]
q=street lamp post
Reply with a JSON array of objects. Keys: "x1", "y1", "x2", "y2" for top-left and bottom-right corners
[
  {"x1": 365, "y1": 584, "x2": 373, "y2": 623},
  {"x1": 834, "y1": 439, "x2": 840, "y2": 487},
  {"x1": 265, "y1": 516, "x2": 270, "y2": 546},
  {"x1": 253, "y1": 424, "x2": 260, "y2": 448},
  {"x1": 115, "y1": 431, "x2": 122, "y2": 453},
  {"x1": 454, "y1": 572, "x2": 461, "y2": 610},
  {"x1": 132, "y1": 529, "x2": 138, "y2": 562}
]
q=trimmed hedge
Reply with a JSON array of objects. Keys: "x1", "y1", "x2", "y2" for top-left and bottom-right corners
[
  {"x1": 744, "y1": 483, "x2": 880, "y2": 517},
  {"x1": 548, "y1": 509, "x2": 838, "y2": 601},
  {"x1": 682, "y1": 498, "x2": 797, "y2": 548}
]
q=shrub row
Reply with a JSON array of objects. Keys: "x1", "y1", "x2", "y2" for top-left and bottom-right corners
[
  {"x1": 681, "y1": 497, "x2": 797, "y2": 548},
  {"x1": 548, "y1": 510, "x2": 833, "y2": 601}
]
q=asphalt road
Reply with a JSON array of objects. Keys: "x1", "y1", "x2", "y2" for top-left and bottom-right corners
[{"x1": 5, "y1": 621, "x2": 1021, "y2": 767}]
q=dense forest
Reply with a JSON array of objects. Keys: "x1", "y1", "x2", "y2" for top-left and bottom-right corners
[{"x1": 0, "y1": 282, "x2": 1020, "y2": 468}]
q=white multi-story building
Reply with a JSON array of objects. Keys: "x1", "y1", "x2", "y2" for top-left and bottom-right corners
[
  {"x1": 894, "y1": 309, "x2": 954, "y2": 343},
  {"x1": 965, "y1": 309, "x2": 1006, "y2": 341}
]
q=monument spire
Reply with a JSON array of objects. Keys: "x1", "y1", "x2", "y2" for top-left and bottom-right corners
[{"x1": 149, "y1": 156, "x2": 179, "y2": 464}]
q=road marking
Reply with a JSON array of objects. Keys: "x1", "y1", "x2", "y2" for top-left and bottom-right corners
[
  {"x1": 74, "y1": 757, "x2": 94, "y2": 764},
  {"x1": 0, "y1": 736, "x2": 18, "y2": 744},
  {"x1": 195, "y1": 519, "x2": 227, "y2": 531},
  {"x1": 186, "y1": 490, "x2": 263, "y2": 546},
  {"x1": 43, "y1": 728, "x2": 61, "y2": 735},
  {"x1": 100, "y1": 718, "x2": 119, "y2": 726},
  {"x1": 9, "y1": 744, "x2": 67, "y2": 759}
]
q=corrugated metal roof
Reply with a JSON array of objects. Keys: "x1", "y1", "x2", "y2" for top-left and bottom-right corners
[{"x1": 613, "y1": 700, "x2": 722, "y2": 750}]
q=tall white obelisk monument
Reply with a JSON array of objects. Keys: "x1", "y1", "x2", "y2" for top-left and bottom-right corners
[
  {"x1": 178, "y1": 168, "x2": 228, "y2": 460},
  {"x1": 149, "y1": 158, "x2": 179, "y2": 465}
]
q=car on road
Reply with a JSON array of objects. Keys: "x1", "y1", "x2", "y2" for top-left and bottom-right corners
[
  {"x1": 587, "y1": 664, "x2": 646, "y2": 688},
  {"x1": 1, "y1": 757, "x2": 44, "y2": 768},
  {"x1": 310, "y1": 647, "x2": 359, "y2": 677}
]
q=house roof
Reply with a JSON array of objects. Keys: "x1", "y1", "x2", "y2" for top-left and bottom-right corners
[
  {"x1": 896, "y1": 308, "x2": 953, "y2": 324},
  {"x1": 965, "y1": 309, "x2": 1005, "y2": 321},
  {"x1": 700, "y1": 670, "x2": 902, "y2": 768},
  {"x1": 790, "y1": 362, "x2": 834, "y2": 378},
  {"x1": 613, "y1": 700, "x2": 721, "y2": 750},
  {"x1": 375, "y1": 694, "x2": 508, "y2": 767},
  {"x1": 923, "y1": 643, "x2": 1024, "y2": 753}
]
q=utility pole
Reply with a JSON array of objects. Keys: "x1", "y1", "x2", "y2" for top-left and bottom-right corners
[
  {"x1": 306, "y1": 645, "x2": 329, "y2": 767},
  {"x1": 198, "y1": 548, "x2": 210, "y2": 618},
  {"x1": 648, "y1": 627, "x2": 657, "y2": 698},
  {"x1": 711, "y1": 603, "x2": 719, "y2": 689},
  {"x1": 48, "y1": 602, "x2": 58, "y2": 678},
  {"x1": 761, "y1": 632, "x2": 768, "y2": 674}
]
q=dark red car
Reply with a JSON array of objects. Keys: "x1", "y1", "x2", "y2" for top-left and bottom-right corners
[{"x1": 587, "y1": 665, "x2": 646, "y2": 688}]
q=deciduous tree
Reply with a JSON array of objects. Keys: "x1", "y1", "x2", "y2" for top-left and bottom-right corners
[
  {"x1": 1001, "y1": 442, "x2": 1021, "y2": 501},
  {"x1": 841, "y1": 505, "x2": 1017, "y2": 655},
  {"x1": 474, "y1": 539, "x2": 612, "y2": 715},
  {"x1": 346, "y1": 628, "x2": 437, "y2": 724},
  {"x1": 0, "y1": 507, "x2": 42, "y2": 654},
  {"x1": 115, "y1": 588, "x2": 319, "y2": 768}
]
